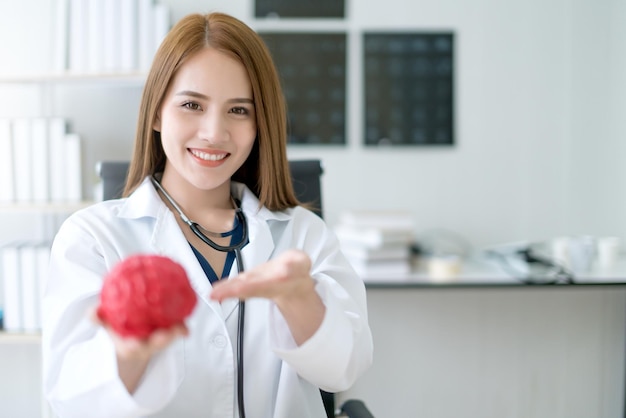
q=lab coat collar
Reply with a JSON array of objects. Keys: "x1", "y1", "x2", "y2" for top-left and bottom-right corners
[
  {"x1": 117, "y1": 176, "x2": 161, "y2": 220},
  {"x1": 119, "y1": 177, "x2": 293, "y2": 223},
  {"x1": 229, "y1": 181, "x2": 292, "y2": 223}
]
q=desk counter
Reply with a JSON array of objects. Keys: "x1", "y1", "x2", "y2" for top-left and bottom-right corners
[
  {"x1": 339, "y1": 257, "x2": 626, "y2": 418},
  {"x1": 361, "y1": 256, "x2": 626, "y2": 288}
]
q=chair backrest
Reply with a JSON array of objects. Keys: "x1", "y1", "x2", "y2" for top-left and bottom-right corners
[{"x1": 97, "y1": 159, "x2": 324, "y2": 218}]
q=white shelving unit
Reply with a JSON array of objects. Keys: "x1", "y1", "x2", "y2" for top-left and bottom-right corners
[
  {"x1": 0, "y1": 72, "x2": 146, "y2": 418},
  {"x1": 0, "y1": 52, "x2": 148, "y2": 418},
  {"x1": 0, "y1": 72, "x2": 146, "y2": 225}
]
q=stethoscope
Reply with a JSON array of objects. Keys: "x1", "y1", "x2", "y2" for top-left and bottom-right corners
[{"x1": 150, "y1": 175, "x2": 249, "y2": 418}]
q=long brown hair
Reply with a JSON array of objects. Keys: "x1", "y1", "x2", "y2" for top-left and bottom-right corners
[{"x1": 124, "y1": 12, "x2": 299, "y2": 211}]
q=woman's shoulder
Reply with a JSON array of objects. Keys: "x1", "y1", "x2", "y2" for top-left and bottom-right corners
[
  {"x1": 68, "y1": 177, "x2": 161, "y2": 224},
  {"x1": 267, "y1": 205, "x2": 329, "y2": 235},
  {"x1": 234, "y1": 181, "x2": 326, "y2": 226},
  {"x1": 60, "y1": 199, "x2": 129, "y2": 230},
  {"x1": 289, "y1": 204, "x2": 324, "y2": 223}
]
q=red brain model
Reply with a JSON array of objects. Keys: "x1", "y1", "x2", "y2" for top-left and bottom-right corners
[{"x1": 97, "y1": 254, "x2": 197, "y2": 339}]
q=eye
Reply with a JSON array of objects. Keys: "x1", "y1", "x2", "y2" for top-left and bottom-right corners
[
  {"x1": 182, "y1": 101, "x2": 202, "y2": 111},
  {"x1": 230, "y1": 106, "x2": 250, "y2": 115}
]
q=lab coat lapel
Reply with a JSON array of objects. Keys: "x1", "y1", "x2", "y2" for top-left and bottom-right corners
[
  {"x1": 220, "y1": 210, "x2": 276, "y2": 320},
  {"x1": 150, "y1": 204, "x2": 225, "y2": 319}
]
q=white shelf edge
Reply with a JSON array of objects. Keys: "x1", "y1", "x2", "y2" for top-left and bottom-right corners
[
  {"x1": 0, "y1": 72, "x2": 147, "y2": 84},
  {"x1": 0, "y1": 332, "x2": 42, "y2": 344},
  {"x1": 0, "y1": 201, "x2": 96, "y2": 213}
]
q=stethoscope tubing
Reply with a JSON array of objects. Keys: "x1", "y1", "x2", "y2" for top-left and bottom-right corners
[{"x1": 150, "y1": 175, "x2": 248, "y2": 418}]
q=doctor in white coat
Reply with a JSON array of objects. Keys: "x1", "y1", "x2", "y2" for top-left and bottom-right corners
[{"x1": 42, "y1": 12, "x2": 373, "y2": 418}]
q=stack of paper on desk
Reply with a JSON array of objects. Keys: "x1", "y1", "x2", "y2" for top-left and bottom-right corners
[{"x1": 334, "y1": 210, "x2": 415, "y2": 277}]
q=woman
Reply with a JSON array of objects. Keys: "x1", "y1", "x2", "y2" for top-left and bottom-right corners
[{"x1": 42, "y1": 12, "x2": 372, "y2": 418}]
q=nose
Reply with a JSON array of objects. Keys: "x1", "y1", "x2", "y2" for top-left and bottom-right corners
[{"x1": 198, "y1": 108, "x2": 228, "y2": 144}]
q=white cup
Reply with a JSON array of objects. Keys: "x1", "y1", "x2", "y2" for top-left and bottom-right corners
[
  {"x1": 568, "y1": 236, "x2": 596, "y2": 274},
  {"x1": 551, "y1": 236, "x2": 571, "y2": 269},
  {"x1": 427, "y1": 255, "x2": 461, "y2": 282},
  {"x1": 596, "y1": 236, "x2": 620, "y2": 270}
]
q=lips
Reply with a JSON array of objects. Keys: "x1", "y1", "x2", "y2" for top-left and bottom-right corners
[{"x1": 189, "y1": 148, "x2": 229, "y2": 161}]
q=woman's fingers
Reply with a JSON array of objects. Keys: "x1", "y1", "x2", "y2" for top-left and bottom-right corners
[
  {"x1": 210, "y1": 249, "x2": 313, "y2": 302},
  {"x1": 146, "y1": 324, "x2": 188, "y2": 350},
  {"x1": 90, "y1": 306, "x2": 188, "y2": 359}
]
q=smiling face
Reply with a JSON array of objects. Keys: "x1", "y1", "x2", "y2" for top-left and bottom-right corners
[{"x1": 154, "y1": 47, "x2": 257, "y2": 203}]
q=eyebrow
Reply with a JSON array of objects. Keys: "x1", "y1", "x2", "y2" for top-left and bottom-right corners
[{"x1": 175, "y1": 90, "x2": 253, "y2": 104}]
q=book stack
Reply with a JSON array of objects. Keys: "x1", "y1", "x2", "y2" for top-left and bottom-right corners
[
  {"x1": 334, "y1": 210, "x2": 415, "y2": 279},
  {"x1": 0, "y1": 241, "x2": 51, "y2": 333},
  {"x1": 0, "y1": 117, "x2": 82, "y2": 204},
  {"x1": 55, "y1": 0, "x2": 171, "y2": 74}
]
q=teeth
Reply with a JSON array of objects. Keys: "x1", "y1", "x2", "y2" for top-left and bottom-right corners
[{"x1": 190, "y1": 150, "x2": 227, "y2": 161}]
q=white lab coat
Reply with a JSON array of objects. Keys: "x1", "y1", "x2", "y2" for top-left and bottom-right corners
[{"x1": 42, "y1": 177, "x2": 373, "y2": 418}]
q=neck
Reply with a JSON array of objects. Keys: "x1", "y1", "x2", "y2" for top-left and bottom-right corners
[
  {"x1": 159, "y1": 168, "x2": 233, "y2": 213},
  {"x1": 154, "y1": 170, "x2": 236, "y2": 233}
]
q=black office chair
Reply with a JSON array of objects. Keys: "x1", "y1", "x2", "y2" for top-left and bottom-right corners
[
  {"x1": 96, "y1": 159, "x2": 374, "y2": 418},
  {"x1": 97, "y1": 160, "x2": 323, "y2": 214}
]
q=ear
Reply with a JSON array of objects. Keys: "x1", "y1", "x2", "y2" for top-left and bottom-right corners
[{"x1": 153, "y1": 114, "x2": 161, "y2": 132}]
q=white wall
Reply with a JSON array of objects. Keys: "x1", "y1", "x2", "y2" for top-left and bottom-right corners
[
  {"x1": 567, "y1": 0, "x2": 626, "y2": 239},
  {"x1": 288, "y1": 0, "x2": 574, "y2": 248},
  {"x1": 1, "y1": 0, "x2": 624, "y2": 250}
]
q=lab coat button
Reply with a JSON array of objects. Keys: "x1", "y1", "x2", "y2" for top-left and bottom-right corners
[{"x1": 213, "y1": 335, "x2": 227, "y2": 348}]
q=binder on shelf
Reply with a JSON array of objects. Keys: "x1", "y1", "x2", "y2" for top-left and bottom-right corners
[
  {"x1": 68, "y1": 0, "x2": 89, "y2": 73},
  {"x1": 0, "y1": 119, "x2": 15, "y2": 203},
  {"x1": 35, "y1": 244, "x2": 51, "y2": 327},
  {"x1": 12, "y1": 118, "x2": 33, "y2": 203},
  {"x1": 87, "y1": 0, "x2": 106, "y2": 73},
  {"x1": 1, "y1": 117, "x2": 82, "y2": 205},
  {"x1": 19, "y1": 245, "x2": 38, "y2": 332},
  {"x1": 64, "y1": 133, "x2": 82, "y2": 202},
  {"x1": 138, "y1": 0, "x2": 155, "y2": 71},
  {"x1": 1, "y1": 244, "x2": 22, "y2": 332},
  {"x1": 0, "y1": 242, "x2": 51, "y2": 333},
  {"x1": 120, "y1": 0, "x2": 138, "y2": 72},
  {"x1": 31, "y1": 118, "x2": 50, "y2": 203},
  {"x1": 103, "y1": 0, "x2": 122, "y2": 72},
  {"x1": 58, "y1": 0, "x2": 169, "y2": 74},
  {"x1": 48, "y1": 118, "x2": 67, "y2": 203},
  {"x1": 53, "y1": 0, "x2": 70, "y2": 73}
]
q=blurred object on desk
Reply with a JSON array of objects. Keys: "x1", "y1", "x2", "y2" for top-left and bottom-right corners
[
  {"x1": 550, "y1": 235, "x2": 621, "y2": 274},
  {"x1": 426, "y1": 254, "x2": 462, "y2": 282},
  {"x1": 414, "y1": 228, "x2": 472, "y2": 282},
  {"x1": 334, "y1": 210, "x2": 415, "y2": 278},
  {"x1": 597, "y1": 236, "x2": 621, "y2": 271},
  {"x1": 485, "y1": 240, "x2": 575, "y2": 284},
  {"x1": 567, "y1": 235, "x2": 596, "y2": 274},
  {"x1": 486, "y1": 235, "x2": 624, "y2": 284}
]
